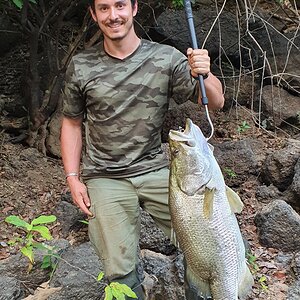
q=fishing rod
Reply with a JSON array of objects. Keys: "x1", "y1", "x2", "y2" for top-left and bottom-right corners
[{"x1": 183, "y1": 0, "x2": 214, "y2": 140}]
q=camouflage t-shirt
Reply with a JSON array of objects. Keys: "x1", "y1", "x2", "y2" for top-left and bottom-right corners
[{"x1": 63, "y1": 39, "x2": 199, "y2": 179}]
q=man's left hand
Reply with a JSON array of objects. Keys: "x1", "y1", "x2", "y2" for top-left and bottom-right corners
[{"x1": 187, "y1": 48, "x2": 210, "y2": 78}]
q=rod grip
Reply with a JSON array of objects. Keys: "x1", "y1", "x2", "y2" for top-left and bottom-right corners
[{"x1": 183, "y1": 0, "x2": 208, "y2": 106}]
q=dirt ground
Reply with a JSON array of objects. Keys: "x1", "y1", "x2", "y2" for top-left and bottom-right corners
[{"x1": 0, "y1": 106, "x2": 297, "y2": 299}]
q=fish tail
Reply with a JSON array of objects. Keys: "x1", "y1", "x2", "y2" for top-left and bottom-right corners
[{"x1": 238, "y1": 264, "x2": 254, "y2": 299}]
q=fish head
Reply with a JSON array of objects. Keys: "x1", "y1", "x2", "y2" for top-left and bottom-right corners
[{"x1": 168, "y1": 118, "x2": 213, "y2": 196}]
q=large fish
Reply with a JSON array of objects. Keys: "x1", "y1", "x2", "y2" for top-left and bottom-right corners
[{"x1": 168, "y1": 118, "x2": 254, "y2": 300}]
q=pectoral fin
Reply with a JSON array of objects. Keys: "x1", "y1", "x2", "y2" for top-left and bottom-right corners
[
  {"x1": 226, "y1": 186, "x2": 244, "y2": 213},
  {"x1": 203, "y1": 188, "x2": 215, "y2": 219}
]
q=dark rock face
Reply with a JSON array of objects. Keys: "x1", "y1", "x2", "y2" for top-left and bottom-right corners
[
  {"x1": 0, "y1": 276, "x2": 24, "y2": 300},
  {"x1": 255, "y1": 200, "x2": 300, "y2": 252},
  {"x1": 259, "y1": 139, "x2": 300, "y2": 192}
]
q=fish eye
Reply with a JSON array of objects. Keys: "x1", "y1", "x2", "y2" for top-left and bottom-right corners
[{"x1": 173, "y1": 148, "x2": 180, "y2": 155}]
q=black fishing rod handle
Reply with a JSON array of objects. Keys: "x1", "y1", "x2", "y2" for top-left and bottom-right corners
[
  {"x1": 183, "y1": 0, "x2": 209, "y2": 106},
  {"x1": 183, "y1": 0, "x2": 199, "y2": 50}
]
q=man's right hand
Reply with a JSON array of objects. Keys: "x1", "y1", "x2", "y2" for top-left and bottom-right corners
[{"x1": 67, "y1": 176, "x2": 93, "y2": 216}]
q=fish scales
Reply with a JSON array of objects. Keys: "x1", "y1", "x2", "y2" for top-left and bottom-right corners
[{"x1": 168, "y1": 118, "x2": 253, "y2": 300}]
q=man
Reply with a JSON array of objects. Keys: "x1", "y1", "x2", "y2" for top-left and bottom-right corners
[{"x1": 61, "y1": 0, "x2": 224, "y2": 299}]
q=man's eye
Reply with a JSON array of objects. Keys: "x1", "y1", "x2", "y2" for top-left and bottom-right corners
[{"x1": 116, "y1": 4, "x2": 124, "y2": 9}]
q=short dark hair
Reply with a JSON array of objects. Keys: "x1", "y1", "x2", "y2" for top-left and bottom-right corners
[{"x1": 89, "y1": 0, "x2": 137, "y2": 11}]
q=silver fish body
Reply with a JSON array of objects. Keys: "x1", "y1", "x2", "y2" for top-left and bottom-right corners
[{"x1": 168, "y1": 119, "x2": 253, "y2": 300}]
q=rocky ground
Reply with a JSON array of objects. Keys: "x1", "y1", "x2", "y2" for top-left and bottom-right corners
[{"x1": 0, "y1": 106, "x2": 299, "y2": 299}]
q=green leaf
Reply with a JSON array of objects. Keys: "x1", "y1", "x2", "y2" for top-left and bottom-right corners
[
  {"x1": 41, "y1": 255, "x2": 52, "y2": 269},
  {"x1": 21, "y1": 246, "x2": 34, "y2": 263},
  {"x1": 32, "y1": 225, "x2": 53, "y2": 240},
  {"x1": 79, "y1": 220, "x2": 89, "y2": 225},
  {"x1": 259, "y1": 275, "x2": 267, "y2": 283},
  {"x1": 26, "y1": 233, "x2": 34, "y2": 246},
  {"x1": 12, "y1": 0, "x2": 23, "y2": 9},
  {"x1": 7, "y1": 239, "x2": 17, "y2": 246},
  {"x1": 112, "y1": 290, "x2": 124, "y2": 299},
  {"x1": 97, "y1": 272, "x2": 104, "y2": 281},
  {"x1": 5, "y1": 215, "x2": 30, "y2": 230},
  {"x1": 29, "y1": 0, "x2": 37, "y2": 3},
  {"x1": 104, "y1": 286, "x2": 113, "y2": 300},
  {"x1": 110, "y1": 283, "x2": 125, "y2": 300},
  {"x1": 32, "y1": 241, "x2": 51, "y2": 251},
  {"x1": 31, "y1": 215, "x2": 56, "y2": 225},
  {"x1": 114, "y1": 283, "x2": 137, "y2": 298}
]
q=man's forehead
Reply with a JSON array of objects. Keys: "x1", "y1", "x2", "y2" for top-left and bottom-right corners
[{"x1": 94, "y1": 0, "x2": 128, "y2": 6}]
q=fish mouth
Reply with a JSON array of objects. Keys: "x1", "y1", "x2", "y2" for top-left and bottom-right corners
[
  {"x1": 169, "y1": 118, "x2": 194, "y2": 142},
  {"x1": 169, "y1": 118, "x2": 204, "y2": 146}
]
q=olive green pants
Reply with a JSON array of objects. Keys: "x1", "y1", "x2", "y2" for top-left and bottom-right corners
[{"x1": 87, "y1": 167, "x2": 203, "y2": 300}]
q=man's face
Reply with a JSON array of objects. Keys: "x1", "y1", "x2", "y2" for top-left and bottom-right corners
[{"x1": 90, "y1": 0, "x2": 137, "y2": 41}]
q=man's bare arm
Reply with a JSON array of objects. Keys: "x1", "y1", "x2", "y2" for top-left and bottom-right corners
[{"x1": 61, "y1": 116, "x2": 92, "y2": 216}]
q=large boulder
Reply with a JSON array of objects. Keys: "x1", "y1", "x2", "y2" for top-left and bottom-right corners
[{"x1": 255, "y1": 200, "x2": 300, "y2": 252}]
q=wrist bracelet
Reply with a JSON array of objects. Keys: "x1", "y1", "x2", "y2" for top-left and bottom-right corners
[{"x1": 65, "y1": 172, "x2": 79, "y2": 179}]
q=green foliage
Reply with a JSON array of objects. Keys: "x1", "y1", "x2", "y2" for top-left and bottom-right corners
[
  {"x1": 237, "y1": 121, "x2": 251, "y2": 133},
  {"x1": 79, "y1": 219, "x2": 89, "y2": 225},
  {"x1": 10, "y1": 0, "x2": 37, "y2": 9},
  {"x1": 97, "y1": 272, "x2": 137, "y2": 300},
  {"x1": 246, "y1": 252, "x2": 259, "y2": 273},
  {"x1": 246, "y1": 252, "x2": 268, "y2": 291},
  {"x1": 5, "y1": 214, "x2": 57, "y2": 272},
  {"x1": 223, "y1": 168, "x2": 237, "y2": 179},
  {"x1": 258, "y1": 275, "x2": 268, "y2": 291},
  {"x1": 171, "y1": 0, "x2": 184, "y2": 9}
]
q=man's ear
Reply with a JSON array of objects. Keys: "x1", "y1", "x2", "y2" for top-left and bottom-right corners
[
  {"x1": 89, "y1": 7, "x2": 97, "y2": 22},
  {"x1": 133, "y1": 1, "x2": 138, "y2": 17}
]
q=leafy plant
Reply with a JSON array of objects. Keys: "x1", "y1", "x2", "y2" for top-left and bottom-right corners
[
  {"x1": 79, "y1": 219, "x2": 89, "y2": 225},
  {"x1": 246, "y1": 252, "x2": 259, "y2": 274},
  {"x1": 223, "y1": 167, "x2": 237, "y2": 179},
  {"x1": 97, "y1": 272, "x2": 137, "y2": 300},
  {"x1": 246, "y1": 252, "x2": 268, "y2": 291},
  {"x1": 5, "y1": 214, "x2": 57, "y2": 272},
  {"x1": 171, "y1": 0, "x2": 184, "y2": 8},
  {"x1": 11, "y1": 0, "x2": 36, "y2": 9},
  {"x1": 258, "y1": 275, "x2": 268, "y2": 291},
  {"x1": 237, "y1": 121, "x2": 251, "y2": 133}
]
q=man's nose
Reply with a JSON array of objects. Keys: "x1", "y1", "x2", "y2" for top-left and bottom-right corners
[{"x1": 108, "y1": 8, "x2": 118, "y2": 20}]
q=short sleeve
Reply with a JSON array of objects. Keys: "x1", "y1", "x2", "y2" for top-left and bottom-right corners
[
  {"x1": 62, "y1": 58, "x2": 86, "y2": 118},
  {"x1": 170, "y1": 49, "x2": 199, "y2": 104}
]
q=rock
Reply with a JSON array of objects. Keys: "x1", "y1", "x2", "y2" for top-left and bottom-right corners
[
  {"x1": 260, "y1": 139, "x2": 300, "y2": 191},
  {"x1": 261, "y1": 85, "x2": 300, "y2": 127},
  {"x1": 140, "y1": 209, "x2": 176, "y2": 255},
  {"x1": 292, "y1": 252, "x2": 300, "y2": 280},
  {"x1": 0, "y1": 275, "x2": 24, "y2": 300},
  {"x1": 255, "y1": 184, "x2": 282, "y2": 204},
  {"x1": 0, "y1": 13, "x2": 21, "y2": 56},
  {"x1": 0, "y1": 239, "x2": 70, "y2": 297},
  {"x1": 213, "y1": 138, "x2": 266, "y2": 186},
  {"x1": 49, "y1": 242, "x2": 104, "y2": 300},
  {"x1": 255, "y1": 200, "x2": 300, "y2": 252},
  {"x1": 0, "y1": 252, "x2": 48, "y2": 295},
  {"x1": 249, "y1": 10, "x2": 300, "y2": 95},
  {"x1": 287, "y1": 280, "x2": 300, "y2": 300},
  {"x1": 141, "y1": 249, "x2": 185, "y2": 300},
  {"x1": 55, "y1": 200, "x2": 86, "y2": 237},
  {"x1": 290, "y1": 157, "x2": 300, "y2": 200}
]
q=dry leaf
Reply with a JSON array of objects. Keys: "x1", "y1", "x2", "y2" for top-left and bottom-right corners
[{"x1": 23, "y1": 281, "x2": 62, "y2": 300}]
